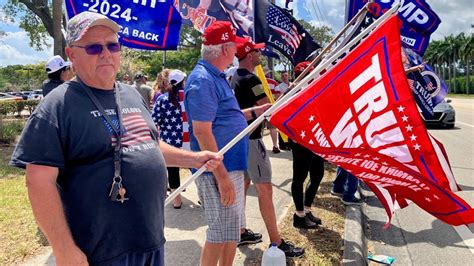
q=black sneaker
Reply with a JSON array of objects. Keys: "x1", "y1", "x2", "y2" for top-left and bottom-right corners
[
  {"x1": 305, "y1": 211, "x2": 322, "y2": 225},
  {"x1": 293, "y1": 214, "x2": 318, "y2": 229},
  {"x1": 272, "y1": 239, "x2": 305, "y2": 258},
  {"x1": 272, "y1": 146, "x2": 281, "y2": 153},
  {"x1": 341, "y1": 197, "x2": 363, "y2": 206},
  {"x1": 238, "y1": 228, "x2": 263, "y2": 246}
]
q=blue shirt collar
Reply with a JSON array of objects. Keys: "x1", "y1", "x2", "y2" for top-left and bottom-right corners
[{"x1": 198, "y1": 59, "x2": 227, "y2": 79}]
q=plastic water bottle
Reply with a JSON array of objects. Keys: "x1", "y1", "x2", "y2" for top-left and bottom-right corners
[{"x1": 261, "y1": 243, "x2": 286, "y2": 266}]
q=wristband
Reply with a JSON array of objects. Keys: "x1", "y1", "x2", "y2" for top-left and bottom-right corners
[{"x1": 251, "y1": 108, "x2": 257, "y2": 119}]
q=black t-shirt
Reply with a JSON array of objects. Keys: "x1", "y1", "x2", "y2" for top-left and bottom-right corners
[
  {"x1": 231, "y1": 68, "x2": 266, "y2": 139},
  {"x1": 10, "y1": 80, "x2": 167, "y2": 264},
  {"x1": 42, "y1": 79, "x2": 64, "y2": 96}
]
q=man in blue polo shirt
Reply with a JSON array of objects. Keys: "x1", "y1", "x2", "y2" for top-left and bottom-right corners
[{"x1": 184, "y1": 21, "x2": 270, "y2": 266}]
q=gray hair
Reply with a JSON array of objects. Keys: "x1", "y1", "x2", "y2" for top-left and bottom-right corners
[{"x1": 201, "y1": 43, "x2": 227, "y2": 61}]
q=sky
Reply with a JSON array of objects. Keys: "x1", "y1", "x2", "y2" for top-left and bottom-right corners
[{"x1": 0, "y1": 0, "x2": 473, "y2": 67}]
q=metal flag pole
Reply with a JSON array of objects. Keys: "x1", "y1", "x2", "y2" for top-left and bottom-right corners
[{"x1": 165, "y1": 2, "x2": 400, "y2": 206}]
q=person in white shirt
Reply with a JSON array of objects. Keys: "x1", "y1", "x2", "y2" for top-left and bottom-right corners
[{"x1": 274, "y1": 71, "x2": 290, "y2": 96}]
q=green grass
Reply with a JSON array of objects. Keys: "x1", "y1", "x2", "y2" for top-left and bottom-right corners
[
  {"x1": 0, "y1": 145, "x2": 23, "y2": 179},
  {"x1": 447, "y1": 93, "x2": 474, "y2": 99},
  {"x1": 0, "y1": 119, "x2": 25, "y2": 144},
  {"x1": 0, "y1": 145, "x2": 41, "y2": 264}
]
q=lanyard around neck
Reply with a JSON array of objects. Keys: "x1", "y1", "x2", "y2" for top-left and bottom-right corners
[{"x1": 78, "y1": 78, "x2": 124, "y2": 179}]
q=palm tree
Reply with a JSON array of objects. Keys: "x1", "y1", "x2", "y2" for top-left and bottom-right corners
[
  {"x1": 444, "y1": 35, "x2": 459, "y2": 93},
  {"x1": 425, "y1": 40, "x2": 444, "y2": 75},
  {"x1": 459, "y1": 34, "x2": 473, "y2": 94}
]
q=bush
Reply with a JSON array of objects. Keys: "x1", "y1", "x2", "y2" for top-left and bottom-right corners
[
  {"x1": 0, "y1": 119, "x2": 25, "y2": 144},
  {"x1": 0, "y1": 101, "x2": 17, "y2": 116},
  {"x1": 0, "y1": 100, "x2": 39, "y2": 116},
  {"x1": 447, "y1": 75, "x2": 473, "y2": 94}
]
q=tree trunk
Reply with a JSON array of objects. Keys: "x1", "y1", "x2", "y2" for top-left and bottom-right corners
[
  {"x1": 53, "y1": 0, "x2": 63, "y2": 57},
  {"x1": 452, "y1": 54, "x2": 457, "y2": 93},
  {"x1": 467, "y1": 57, "x2": 471, "y2": 95},
  {"x1": 442, "y1": 63, "x2": 447, "y2": 88},
  {"x1": 447, "y1": 61, "x2": 452, "y2": 93}
]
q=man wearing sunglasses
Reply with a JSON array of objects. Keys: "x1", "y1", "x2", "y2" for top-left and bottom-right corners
[{"x1": 11, "y1": 11, "x2": 223, "y2": 266}]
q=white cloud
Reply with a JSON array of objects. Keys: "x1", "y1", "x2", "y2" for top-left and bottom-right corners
[
  {"x1": 0, "y1": 31, "x2": 52, "y2": 66},
  {"x1": 428, "y1": 0, "x2": 473, "y2": 40}
]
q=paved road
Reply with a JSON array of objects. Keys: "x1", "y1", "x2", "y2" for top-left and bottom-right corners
[{"x1": 364, "y1": 97, "x2": 474, "y2": 265}]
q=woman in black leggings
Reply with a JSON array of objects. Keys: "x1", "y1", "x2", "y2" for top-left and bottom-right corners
[
  {"x1": 288, "y1": 61, "x2": 325, "y2": 229},
  {"x1": 290, "y1": 140, "x2": 325, "y2": 229}
]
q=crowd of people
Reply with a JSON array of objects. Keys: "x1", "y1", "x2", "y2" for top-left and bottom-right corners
[{"x1": 12, "y1": 12, "x2": 362, "y2": 266}]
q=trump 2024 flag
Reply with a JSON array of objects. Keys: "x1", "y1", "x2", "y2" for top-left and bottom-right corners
[{"x1": 270, "y1": 15, "x2": 474, "y2": 226}]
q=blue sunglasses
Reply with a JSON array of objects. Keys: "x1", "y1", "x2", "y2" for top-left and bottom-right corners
[{"x1": 71, "y1": 42, "x2": 121, "y2": 55}]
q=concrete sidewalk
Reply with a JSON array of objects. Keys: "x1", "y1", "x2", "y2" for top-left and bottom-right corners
[
  {"x1": 164, "y1": 135, "x2": 296, "y2": 265},
  {"x1": 20, "y1": 135, "x2": 365, "y2": 265}
]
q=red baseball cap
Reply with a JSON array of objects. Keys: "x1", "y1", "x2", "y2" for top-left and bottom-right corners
[
  {"x1": 236, "y1": 37, "x2": 265, "y2": 60},
  {"x1": 294, "y1": 61, "x2": 314, "y2": 76},
  {"x1": 203, "y1": 21, "x2": 244, "y2": 45}
]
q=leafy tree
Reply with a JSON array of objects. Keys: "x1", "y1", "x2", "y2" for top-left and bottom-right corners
[
  {"x1": 2, "y1": 0, "x2": 66, "y2": 57},
  {"x1": 118, "y1": 24, "x2": 202, "y2": 81},
  {"x1": 424, "y1": 32, "x2": 473, "y2": 94},
  {"x1": 0, "y1": 64, "x2": 47, "y2": 92},
  {"x1": 298, "y1": 19, "x2": 333, "y2": 47},
  {"x1": 459, "y1": 33, "x2": 473, "y2": 94}
]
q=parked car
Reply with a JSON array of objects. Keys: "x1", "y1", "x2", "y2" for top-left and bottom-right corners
[
  {"x1": 29, "y1": 90, "x2": 43, "y2": 100},
  {"x1": 421, "y1": 99, "x2": 455, "y2": 128},
  {"x1": 19, "y1": 91, "x2": 32, "y2": 100},
  {"x1": 0, "y1": 92, "x2": 22, "y2": 101},
  {"x1": 7, "y1": 91, "x2": 28, "y2": 100}
]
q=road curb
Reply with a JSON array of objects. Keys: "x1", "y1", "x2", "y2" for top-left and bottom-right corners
[{"x1": 342, "y1": 189, "x2": 367, "y2": 265}]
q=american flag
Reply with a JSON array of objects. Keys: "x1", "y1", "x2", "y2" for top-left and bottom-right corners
[
  {"x1": 266, "y1": 5, "x2": 303, "y2": 52},
  {"x1": 151, "y1": 90, "x2": 189, "y2": 150},
  {"x1": 179, "y1": 90, "x2": 190, "y2": 150},
  {"x1": 106, "y1": 113, "x2": 153, "y2": 147}
]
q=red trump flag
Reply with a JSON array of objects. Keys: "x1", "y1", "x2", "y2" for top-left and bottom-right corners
[{"x1": 269, "y1": 15, "x2": 474, "y2": 226}]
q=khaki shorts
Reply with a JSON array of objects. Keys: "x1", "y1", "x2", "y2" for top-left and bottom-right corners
[{"x1": 245, "y1": 139, "x2": 272, "y2": 183}]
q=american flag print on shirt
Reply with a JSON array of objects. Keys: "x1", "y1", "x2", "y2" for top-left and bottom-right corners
[
  {"x1": 104, "y1": 112, "x2": 153, "y2": 147},
  {"x1": 151, "y1": 90, "x2": 189, "y2": 150}
]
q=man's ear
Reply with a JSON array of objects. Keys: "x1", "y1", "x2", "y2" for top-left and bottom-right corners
[
  {"x1": 222, "y1": 44, "x2": 228, "y2": 56},
  {"x1": 65, "y1": 47, "x2": 75, "y2": 62}
]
